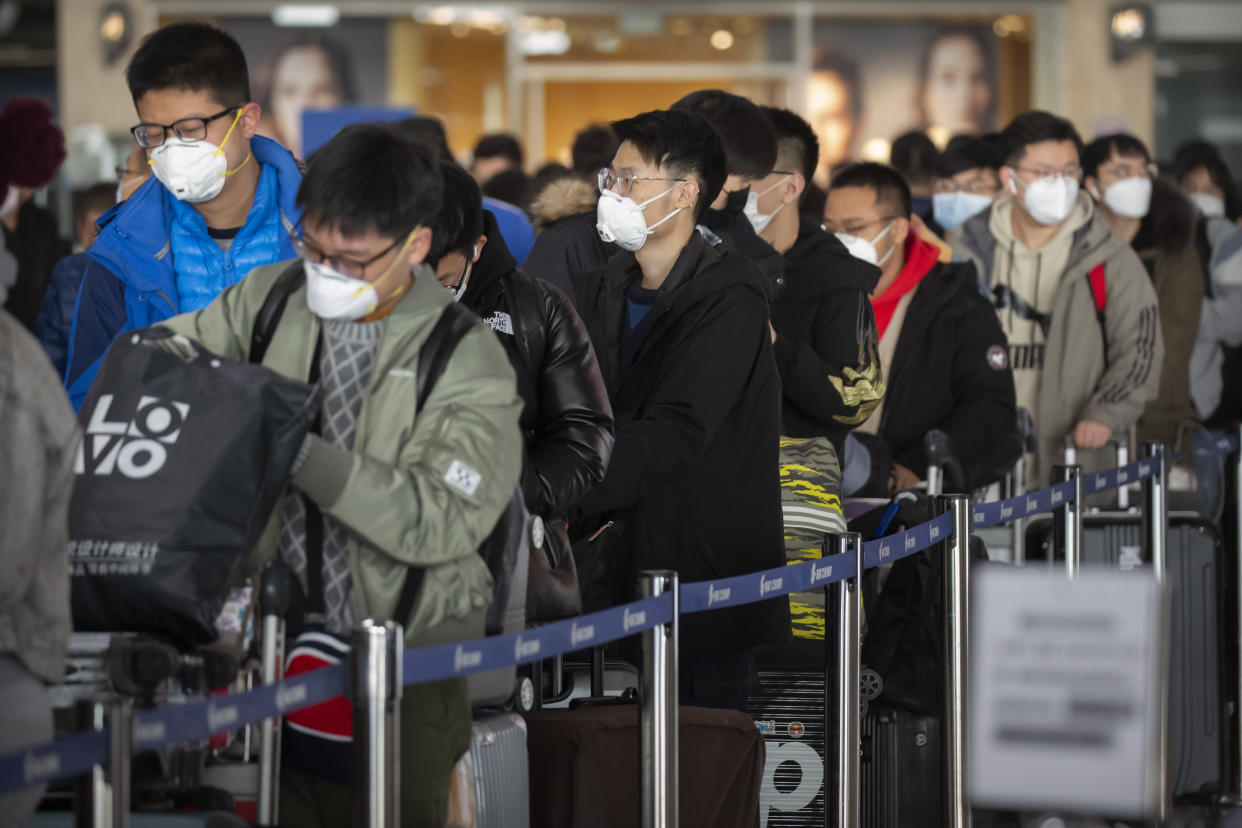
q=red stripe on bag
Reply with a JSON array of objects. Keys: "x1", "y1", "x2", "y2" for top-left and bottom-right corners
[{"x1": 284, "y1": 651, "x2": 353, "y2": 740}]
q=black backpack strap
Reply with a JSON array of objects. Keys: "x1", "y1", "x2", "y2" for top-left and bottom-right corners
[
  {"x1": 394, "y1": 301, "x2": 480, "y2": 625},
  {"x1": 249, "y1": 262, "x2": 307, "y2": 364}
]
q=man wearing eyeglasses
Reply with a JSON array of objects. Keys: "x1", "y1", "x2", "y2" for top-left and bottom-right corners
[
  {"x1": 951, "y1": 110, "x2": 1163, "y2": 489},
  {"x1": 1083, "y1": 133, "x2": 1203, "y2": 453},
  {"x1": 571, "y1": 109, "x2": 788, "y2": 712},
  {"x1": 63, "y1": 22, "x2": 302, "y2": 410},
  {"x1": 156, "y1": 123, "x2": 522, "y2": 828}
]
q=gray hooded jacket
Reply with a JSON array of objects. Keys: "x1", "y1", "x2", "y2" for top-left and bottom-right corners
[
  {"x1": 952, "y1": 197, "x2": 1163, "y2": 480},
  {"x1": 0, "y1": 244, "x2": 79, "y2": 684}
]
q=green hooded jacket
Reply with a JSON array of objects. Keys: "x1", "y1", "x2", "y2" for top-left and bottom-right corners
[{"x1": 159, "y1": 260, "x2": 523, "y2": 647}]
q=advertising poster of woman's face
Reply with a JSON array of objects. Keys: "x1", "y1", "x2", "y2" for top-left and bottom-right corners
[
  {"x1": 805, "y1": 20, "x2": 997, "y2": 177},
  {"x1": 220, "y1": 18, "x2": 388, "y2": 160},
  {"x1": 920, "y1": 30, "x2": 993, "y2": 137}
]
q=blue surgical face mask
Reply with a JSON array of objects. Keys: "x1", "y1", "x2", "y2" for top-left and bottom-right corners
[{"x1": 933, "y1": 192, "x2": 994, "y2": 233}]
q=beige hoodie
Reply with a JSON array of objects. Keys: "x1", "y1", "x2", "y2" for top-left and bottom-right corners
[
  {"x1": 987, "y1": 191, "x2": 1093, "y2": 454},
  {"x1": 952, "y1": 192, "x2": 1163, "y2": 486}
]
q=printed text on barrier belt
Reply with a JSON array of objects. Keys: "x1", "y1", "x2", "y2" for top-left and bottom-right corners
[
  {"x1": 0, "y1": 453, "x2": 1162, "y2": 796},
  {"x1": 972, "y1": 457, "x2": 1160, "y2": 529},
  {"x1": 0, "y1": 595, "x2": 674, "y2": 797}
]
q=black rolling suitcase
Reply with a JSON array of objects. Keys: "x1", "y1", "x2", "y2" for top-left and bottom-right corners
[
  {"x1": 860, "y1": 703, "x2": 940, "y2": 828},
  {"x1": 1026, "y1": 511, "x2": 1231, "y2": 803}
]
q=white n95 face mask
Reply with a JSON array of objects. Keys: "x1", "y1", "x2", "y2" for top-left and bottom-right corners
[
  {"x1": 835, "y1": 221, "x2": 894, "y2": 268},
  {"x1": 304, "y1": 261, "x2": 379, "y2": 321},
  {"x1": 1008, "y1": 171, "x2": 1079, "y2": 226},
  {"x1": 148, "y1": 110, "x2": 249, "y2": 204},
  {"x1": 596, "y1": 185, "x2": 682, "y2": 252},
  {"x1": 1093, "y1": 176, "x2": 1152, "y2": 219},
  {"x1": 743, "y1": 176, "x2": 791, "y2": 235},
  {"x1": 1188, "y1": 191, "x2": 1226, "y2": 218}
]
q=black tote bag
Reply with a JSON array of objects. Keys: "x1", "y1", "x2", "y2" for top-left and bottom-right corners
[{"x1": 69, "y1": 328, "x2": 317, "y2": 644}]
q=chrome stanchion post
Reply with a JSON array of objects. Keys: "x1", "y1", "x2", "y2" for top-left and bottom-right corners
[
  {"x1": 350, "y1": 619, "x2": 403, "y2": 828},
  {"x1": 1051, "y1": 464, "x2": 1083, "y2": 579},
  {"x1": 639, "y1": 571, "x2": 679, "y2": 828},
  {"x1": 1143, "y1": 443, "x2": 1168, "y2": 585},
  {"x1": 1142, "y1": 442, "x2": 1169, "y2": 825},
  {"x1": 1011, "y1": 454, "x2": 1027, "y2": 566},
  {"x1": 257, "y1": 562, "x2": 296, "y2": 827},
  {"x1": 935, "y1": 494, "x2": 972, "y2": 828},
  {"x1": 1117, "y1": 435, "x2": 1131, "y2": 510},
  {"x1": 75, "y1": 698, "x2": 131, "y2": 828},
  {"x1": 1236, "y1": 423, "x2": 1242, "y2": 800},
  {"x1": 822, "y1": 533, "x2": 862, "y2": 827}
]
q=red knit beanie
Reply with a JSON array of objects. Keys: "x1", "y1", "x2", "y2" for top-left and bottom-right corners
[{"x1": 0, "y1": 98, "x2": 66, "y2": 189}]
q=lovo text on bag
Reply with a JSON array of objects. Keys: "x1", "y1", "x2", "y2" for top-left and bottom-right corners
[{"x1": 69, "y1": 328, "x2": 318, "y2": 644}]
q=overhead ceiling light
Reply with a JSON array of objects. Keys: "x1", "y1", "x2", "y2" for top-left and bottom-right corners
[
  {"x1": 860, "y1": 138, "x2": 891, "y2": 163},
  {"x1": 425, "y1": 7, "x2": 457, "y2": 26},
  {"x1": 518, "y1": 30, "x2": 571, "y2": 55},
  {"x1": 272, "y1": 4, "x2": 339, "y2": 27},
  {"x1": 710, "y1": 29, "x2": 734, "y2": 50}
]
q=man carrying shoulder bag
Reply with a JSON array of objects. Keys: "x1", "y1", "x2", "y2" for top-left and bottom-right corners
[{"x1": 155, "y1": 124, "x2": 523, "y2": 827}]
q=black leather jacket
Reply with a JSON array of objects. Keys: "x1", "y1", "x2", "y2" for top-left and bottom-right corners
[{"x1": 461, "y1": 211, "x2": 615, "y2": 519}]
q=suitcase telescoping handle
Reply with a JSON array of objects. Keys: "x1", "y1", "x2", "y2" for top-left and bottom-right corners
[
  {"x1": 1063, "y1": 433, "x2": 1131, "y2": 508},
  {"x1": 924, "y1": 429, "x2": 966, "y2": 497},
  {"x1": 257, "y1": 560, "x2": 302, "y2": 826}
]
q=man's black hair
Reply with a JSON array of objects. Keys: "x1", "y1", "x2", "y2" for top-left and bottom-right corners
[
  {"x1": 426, "y1": 160, "x2": 484, "y2": 268},
  {"x1": 74, "y1": 182, "x2": 117, "y2": 224},
  {"x1": 1172, "y1": 139, "x2": 1240, "y2": 221},
  {"x1": 392, "y1": 116, "x2": 452, "y2": 160},
  {"x1": 534, "y1": 162, "x2": 575, "y2": 191},
  {"x1": 572, "y1": 123, "x2": 620, "y2": 178},
  {"x1": 610, "y1": 108, "x2": 727, "y2": 220},
  {"x1": 1081, "y1": 133, "x2": 1150, "y2": 180},
  {"x1": 481, "y1": 168, "x2": 531, "y2": 211},
  {"x1": 812, "y1": 51, "x2": 863, "y2": 120},
  {"x1": 298, "y1": 124, "x2": 442, "y2": 239},
  {"x1": 935, "y1": 134, "x2": 1003, "y2": 178},
  {"x1": 472, "y1": 133, "x2": 523, "y2": 167},
  {"x1": 126, "y1": 22, "x2": 251, "y2": 106},
  {"x1": 671, "y1": 89, "x2": 777, "y2": 181},
  {"x1": 760, "y1": 106, "x2": 820, "y2": 188},
  {"x1": 890, "y1": 130, "x2": 939, "y2": 189},
  {"x1": 1000, "y1": 110, "x2": 1084, "y2": 168},
  {"x1": 829, "y1": 162, "x2": 913, "y2": 220}
]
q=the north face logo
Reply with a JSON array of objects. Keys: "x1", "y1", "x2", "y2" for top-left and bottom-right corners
[{"x1": 75, "y1": 394, "x2": 190, "y2": 479}]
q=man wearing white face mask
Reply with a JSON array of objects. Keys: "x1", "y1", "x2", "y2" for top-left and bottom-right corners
[
  {"x1": 573, "y1": 109, "x2": 788, "y2": 712},
  {"x1": 65, "y1": 23, "x2": 303, "y2": 411},
  {"x1": 826, "y1": 162, "x2": 1019, "y2": 495},
  {"x1": 671, "y1": 90, "x2": 786, "y2": 292},
  {"x1": 157, "y1": 124, "x2": 523, "y2": 827},
  {"x1": 756, "y1": 106, "x2": 884, "y2": 455},
  {"x1": 1172, "y1": 140, "x2": 1242, "y2": 430},
  {"x1": 952, "y1": 111, "x2": 1163, "y2": 488},
  {"x1": 1083, "y1": 133, "x2": 1202, "y2": 451}
]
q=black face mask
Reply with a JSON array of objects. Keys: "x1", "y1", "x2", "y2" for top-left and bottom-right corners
[{"x1": 722, "y1": 186, "x2": 751, "y2": 217}]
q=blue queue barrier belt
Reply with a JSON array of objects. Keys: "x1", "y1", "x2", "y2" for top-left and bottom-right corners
[{"x1": 0, "y1": 444, "x2": 1233, "y2": 796}]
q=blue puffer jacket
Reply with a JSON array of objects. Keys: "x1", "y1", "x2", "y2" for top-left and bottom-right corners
[{"x1": 64, "y1": 136, "x2": 301, "y2": 410}]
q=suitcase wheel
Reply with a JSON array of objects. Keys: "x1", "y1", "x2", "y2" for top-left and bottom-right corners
[
  {"x1": 860, "y1": 667, "x2": 883, "y2": 701},
  {"x1": 512, "y1": 675, "x2": 536, "y2": 713}
]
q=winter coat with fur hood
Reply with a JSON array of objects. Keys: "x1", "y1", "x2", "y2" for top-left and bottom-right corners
[{"x1": 524, "y1": 177, "x2": 615, "y2": 307}]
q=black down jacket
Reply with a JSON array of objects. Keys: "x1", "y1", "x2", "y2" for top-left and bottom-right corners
[
  {"x1": 462, "y1": 211, "x2": 615, "y2": 548},
  {"x1": 878, "y1": 260, "x2": 1021, "y2": 488}
]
